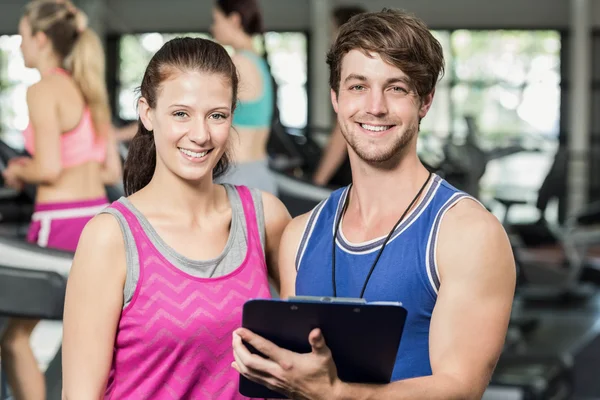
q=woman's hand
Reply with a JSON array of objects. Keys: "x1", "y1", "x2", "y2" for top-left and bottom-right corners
[{"x1": 2, "y1": 163, "x2": 25, "y2": 191}]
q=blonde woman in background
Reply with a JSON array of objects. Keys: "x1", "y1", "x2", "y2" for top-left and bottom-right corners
[{"x1": 0, "y1": 1, "x2": 121, "y2": 398}]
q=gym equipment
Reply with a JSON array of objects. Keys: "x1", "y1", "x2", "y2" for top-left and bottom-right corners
[
  {"x1": 425, "y1": 115, "x2": 532, "y2": 199},
  {"x1": 496, "y1": 146, "x2": 569, "y2": 248},
  {"x1": 498, "y1": 183, "x2": 600, "y2": 302},
  {"x1": 495, "y1": 146, "x2": 600, "y2": 302},
  {"x1": 268, "y1": 125, "x2": 324, "y2": 179},
  {"x1": 272, "y1": 169, "x2": 332, "y2": 217},
  {"x1": 0, "y1": 236, "x2": 72, "y2": 400},
  {"x1": 485, "y1": 354, "x2": 574, "y2": 400},
  {"x1": 0, "y1": 140, "x2": 37, "y2": 239}
]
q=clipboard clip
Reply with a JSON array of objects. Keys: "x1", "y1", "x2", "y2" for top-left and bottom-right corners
[{"x1": 287, "y1": 296, "x2": 367, "y2": 304}]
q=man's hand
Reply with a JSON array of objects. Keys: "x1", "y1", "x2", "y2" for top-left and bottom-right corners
[{"x1": 232, "y1": 328, "x2": 342, "y2": 400}]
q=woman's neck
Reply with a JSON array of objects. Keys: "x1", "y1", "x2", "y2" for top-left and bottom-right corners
[
  {"x1": 230, "y1": 33, "x2": 256, "y2": 53},
  {"x1": 142, "y1": 169, "x2": 224, "y2": 219},
  {"x1": 36, "y1": 55, "x2": 62, "y2": 77}
]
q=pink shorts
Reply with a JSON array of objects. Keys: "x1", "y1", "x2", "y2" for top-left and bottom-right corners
[{"x1": 26, "y1": 197, "x2": 109, "y2": 252}]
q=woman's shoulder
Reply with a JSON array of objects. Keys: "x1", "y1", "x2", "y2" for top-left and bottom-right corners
[{"x1": 257, "y1": 190, "x2": 291, "y2": 231}]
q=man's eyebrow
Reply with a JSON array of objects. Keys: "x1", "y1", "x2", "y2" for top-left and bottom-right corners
[
  {"x1": 384, "y1": 76, "x2": 411, "y2": 85},
  {"x1": 343, "y1": 74, "x2": 412, "y2": 86},
  {"x1": 343, "y1": 73, "x2": 368, "y2": 84}
]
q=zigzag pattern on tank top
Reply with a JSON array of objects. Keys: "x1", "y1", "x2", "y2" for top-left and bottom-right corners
[{"x1": 104, "y1": 186, "x2": 270, "y2": 400}]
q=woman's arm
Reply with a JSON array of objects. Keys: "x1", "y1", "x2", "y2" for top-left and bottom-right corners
[
  {"x1": 114, "y1": 122, "x2": 138, "y2": 143},
  {"x1": 99, "y1": 124, "x2": 123, "y2": 185},
  {"x1": 312, "y1": 123, "x2": 348, "y2": 186},
  {"x1": 62, "y1": 213, "x2": 127, "y2": 399},
  {"x1": 261, "y1": 192, "x2": 292, "y2": 294}
]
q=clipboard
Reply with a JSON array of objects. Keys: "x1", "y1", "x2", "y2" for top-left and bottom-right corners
[{"x1": 238, "y1": 296, "x2": 408, "y2": 398}]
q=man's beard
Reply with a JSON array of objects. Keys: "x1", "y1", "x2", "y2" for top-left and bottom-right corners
[{"x1": 342, "y1": 121, "x2": 418, "y2": 170}]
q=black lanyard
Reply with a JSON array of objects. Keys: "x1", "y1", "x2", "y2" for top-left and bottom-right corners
[{"x1": 332, "y1": 172, "x2": 433, "y2": 298}]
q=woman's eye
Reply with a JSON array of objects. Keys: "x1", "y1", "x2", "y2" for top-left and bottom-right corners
[{"x1": 173, "y1": 111, "x2": 188, "y2": 118}]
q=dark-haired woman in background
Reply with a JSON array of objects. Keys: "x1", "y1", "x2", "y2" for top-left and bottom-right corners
[
  {"x1": 211, "y1": 0, "x2": 278, "y2": 195},
  {"x1": 61, "y1": 36, "x2": 290, "y2": 399}
]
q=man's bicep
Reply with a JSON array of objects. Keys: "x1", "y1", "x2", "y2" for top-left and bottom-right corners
[{"x1": 429, "y1": 203, "x2": 516, "y2": 396}]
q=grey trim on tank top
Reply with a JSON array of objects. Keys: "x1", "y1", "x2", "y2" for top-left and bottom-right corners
[{"x1": 100, "y1": 184, "x2": 266, "y2": 309}]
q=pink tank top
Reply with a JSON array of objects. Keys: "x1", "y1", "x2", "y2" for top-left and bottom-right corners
[
  {"x1": 22, "y1": 68, "x2": 106, "y2": 168},
  {"x1": 104, "y1": 186, "x2": 271, "y2": 399}
]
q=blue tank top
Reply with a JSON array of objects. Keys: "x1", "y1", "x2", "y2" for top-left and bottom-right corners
[
  {"x1": 233, "y1": 50, "x2": 274, "y2": 128},
  {"x1": 295, "y1": 174, "x2": 476, "y2": 381}
]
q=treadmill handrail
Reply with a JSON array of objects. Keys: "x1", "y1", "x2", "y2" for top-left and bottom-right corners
[
  {"x1": 0, "y1": 237, "x2": 73, "y2": 277},
  {"x1": 272, "y1": 170, "x2": 333, "y2": 202},
  {"x1": 0, "y1": 264, "x2": 66, "y2": 320}
]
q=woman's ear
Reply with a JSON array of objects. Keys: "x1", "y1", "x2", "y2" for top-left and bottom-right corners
[
  {"x1": 34, "y1": 30, "x2": 49, "y2": 49},
  {"x1": 229, "y1": 11, "x2": 243, "y2": 30},
  {"x1": 138, "y1": 97, "x2": 153, "y2": 132}
]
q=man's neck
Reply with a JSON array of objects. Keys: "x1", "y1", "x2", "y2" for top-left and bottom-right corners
[{"x1": 347, "y1": 150, "x2": 432, "y2": 228}]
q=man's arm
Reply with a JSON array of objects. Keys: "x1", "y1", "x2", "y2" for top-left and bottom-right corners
[
  {"x1": 261, "y1": 191, "x2": 292, "y2": 294},
  {"x1": 277, "y1": 212, "x2": 311, "y2": 299},
  {"x1": 336, "y1": 200, "x2": 516, "y2": 400},
  {"x1": 312, "y1": 123, "x2": 348, "y2": 186}
]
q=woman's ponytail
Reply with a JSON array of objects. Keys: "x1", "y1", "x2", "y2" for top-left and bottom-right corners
[{"x1": 66, "y1": 25, "x2": 111, "y2": 140}]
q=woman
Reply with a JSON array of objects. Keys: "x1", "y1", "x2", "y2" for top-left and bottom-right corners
[
  {"x1": 211, "y1": 0, "x2": 278, "y2": 195},
  {"x1": 61, "y1": 37, "x2": 291, "y2": 399},
  {"x1": 0, "y1": 1, "x2": 120, "y2": 398}
]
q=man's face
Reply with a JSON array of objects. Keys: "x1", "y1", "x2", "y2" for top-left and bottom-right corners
[{"x1": 332, "y1": 50, "x2": 434, "y2": 167}]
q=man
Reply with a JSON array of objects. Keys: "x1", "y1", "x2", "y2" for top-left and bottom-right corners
[
  {"x1": 312, "y1": 5, "x2": 366, "y2": 187},
  {"x1": 232, "y1": 8, "x2": 516, "y2": 399}
]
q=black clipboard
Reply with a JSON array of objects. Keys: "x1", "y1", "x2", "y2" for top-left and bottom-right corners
[{"x1": 238, "y1": 296, "x2": 408, "y2": 398}]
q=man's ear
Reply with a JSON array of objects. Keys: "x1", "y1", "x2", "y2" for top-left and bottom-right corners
[
  {"x1": 419, "y1": 88, "x2": 436, "y2": 119},
  {"x1": 331, "y1": 89, "x2": 339, "y2": 114}
]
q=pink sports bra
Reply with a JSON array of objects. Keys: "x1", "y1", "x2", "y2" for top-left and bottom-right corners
[{"x1": 22, "y1": 68, "x2": 107, "y2": 169}]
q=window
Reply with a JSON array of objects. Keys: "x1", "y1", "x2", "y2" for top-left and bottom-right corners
[
  {"x1": 418, "y1": 30, "x2": 561, "y2": 216},
  {"x1": 450, "y1": 30, "x2": 561, "y2": 142},
  {"x1": 116, "y1": 32, "x2": 308, "y2": 129},
  {"x1": 0, "y1": 34, "x2": 40, "y2": 150},
  {"x1": 117, "y1": 32, "x2": 211, "y2": 121},
  {"x1": 263, "y1": 32, "x2": 308, "y2": 129}
]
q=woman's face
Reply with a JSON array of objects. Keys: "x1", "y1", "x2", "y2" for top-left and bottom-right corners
[
  {"x1": 139, "y1": 69, "x2": 234, "y2": 184},
  {"x1": 19, "y1": 17, "x2": 43, "y2": 69},
  {"x1": 211, "y1": 7, "x2": 238, "y2": 45}
]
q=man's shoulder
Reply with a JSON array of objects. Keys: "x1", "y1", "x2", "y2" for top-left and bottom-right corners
[
  {"x1": 445, "y1": 197, "x2": 494, "y2": 222},
  {"x1": 439, "y1": 198, "x2": 512, "y2": 265},
  {"x1": 435, "y1": 197, "x2": 515, "y2": 289},
  {"x1": 282, "y1": 189, "x2": 342, "y2": 245}
]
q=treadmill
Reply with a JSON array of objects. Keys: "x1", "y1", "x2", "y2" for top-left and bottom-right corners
[{"x1": 0, "y1": 237, "x2": 72, "y2": 400}]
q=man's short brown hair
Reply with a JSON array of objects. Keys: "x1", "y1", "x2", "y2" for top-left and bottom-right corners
[{"x1": 326, "y1": 8, "x2": 445, "y2": 100}]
